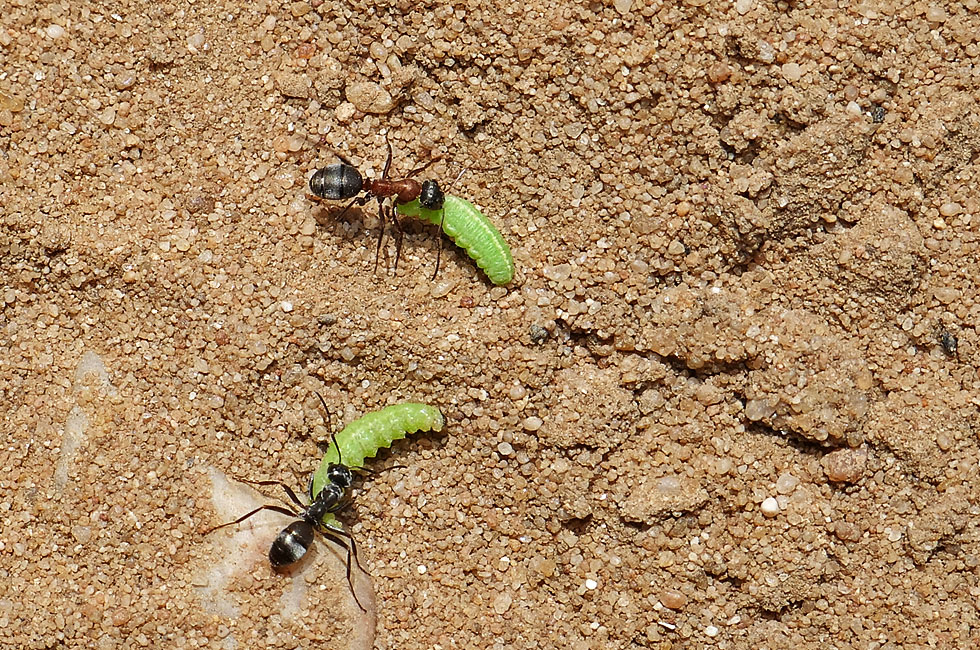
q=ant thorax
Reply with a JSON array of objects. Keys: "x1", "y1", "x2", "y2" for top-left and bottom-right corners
[{"x1": 313, "y1": 481, "x2": 345, "y2": 505}]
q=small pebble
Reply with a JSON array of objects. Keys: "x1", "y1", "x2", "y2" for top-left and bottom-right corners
[
  {"x1": 346, "y1": 81, "x2": 394, "y2": 114},
  {"x1": 781, "y1": 62, "x2": 802, "y2": 82},
  {"x1": 290, "y1": 1, "x2": 311, "y2": 17},
  {"x1": 939, "y1": 202, "x2": 962, "y2": 217},
  {"x1": 492, "y1": 592, "x2": 513, "y2": 614},
  {"x1": 706, "y1": 63, "x2": 731, "y2": 83},
  {"x1": 46, "y1": 24, "x2": 66, "y2": 39},
  {"x1": 187, "y1": 33, "x2": 208, "y2": 52},
  {"x1": 564, "y1": 122, "x2": 585, "y2": 138},
  {"x1": 98, "y1": 107, "x2": 116, "y2": 126},
  {"x1": 71, "y1": 525, "x2": 92, "y2": 543},
  {"x1": 822, "y1": 448, "x2": 867, "y2": 483},
  {"x1": 925, "y1": 5, "x2": 947, "y2": 22},
  {"x1": 115, "y1": 72, "x2": 137, "y2": 90},
  {"x1": 661, "y1": 589, "x2": 687, "y2": 610},
  {"x1": 834, "y1": 521, "x2": 862, "y2": 542},
  {"x1": 775, "y1": 473, "x2": 799, "y2": 495},
  {"x1": 430, "y1": 280, "x2": 455, "y2": 299},
  {"x1": 761, "y1": 497, "x2": 780, "y2": 517},
  {"x1": 523, "y1": 416, "x2": 543, "y2": 431},
  {"x1": 744, "y1": 398, "x2": 774, "y2": 421}
]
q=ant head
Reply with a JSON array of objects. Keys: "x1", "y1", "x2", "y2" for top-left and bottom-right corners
[
  {"x1": 419, "y1": 179, "x2": 445, "y2": 211},
  {"x1": 270, "y1": 520, "x2": 315, "y2": 568},
  {"x1": 326, "y1": 462, "x2": 354, "y2": 490},
  {"x1": 310, "y1": 163, "x2": 363, "y2": 200}
]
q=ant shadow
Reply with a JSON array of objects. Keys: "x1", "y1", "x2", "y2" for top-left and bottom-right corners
[{"x1": 312, "y1": 199, "x2": 464, "y2": 280}]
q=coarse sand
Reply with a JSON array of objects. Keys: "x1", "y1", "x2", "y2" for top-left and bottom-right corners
[{"x1": 2, "y1": 0, "x2": 979, "y2": 648}]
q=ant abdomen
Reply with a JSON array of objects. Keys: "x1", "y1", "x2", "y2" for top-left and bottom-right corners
[
  {"x1": 270, "y1": 520, "x2": 315, "y2": 568},
  {"x1": 310, "y1": 163, "x2": 363, "y2": 200}
]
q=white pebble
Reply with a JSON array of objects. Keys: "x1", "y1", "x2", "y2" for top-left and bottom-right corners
[
  {"x1": 430, "y1": 280, "x2": 455, "y2": 298},
  {"x1": 46, "y1": 24, "x2": 66, "y2": 39},
  {"x1": 522, "y1": 416, "x2": 543, "y2": 431},
  {"x1": 775, "y1": 472, "x2": 799, "y2": 495},
  {"x1": 98, "y1": 107, "x2": 116, "y2": 126},
  {"x1": 417, "y1": 564, "x2": 427, "y2": 574},
  {"x1": 705, "y1": 625, "x2": 719, "y2": 637},
  {"x1": 281, "y1": 301, "x2": 293, "y2": 312},
  {"x1": 187, "y1": 33, "x2": 208, "y2": 52},
  {"x1": 744, "y1": 398, "x2": 774, "y2": 421},
  {"x1": 585, "y1": 579, "x2": 598, "y2": 590},
  {"x1": 761, "y1": 497, "x2": 780, "y2": 517},
  {"x1": 492, "y1": 592, "x2": 512, "y2": 614}
]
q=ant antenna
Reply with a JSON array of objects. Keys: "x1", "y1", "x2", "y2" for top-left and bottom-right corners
[
  {"x1": 314, "y1": 391, "x2": 344, "y2": 466},
  {"x1": 356, "y1": 463, "x2": 408, "y2": 478}
]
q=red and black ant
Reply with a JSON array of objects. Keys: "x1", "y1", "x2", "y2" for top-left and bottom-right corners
[{"x1": 308, "y1": 143, "x2": 444, "y2": 275}]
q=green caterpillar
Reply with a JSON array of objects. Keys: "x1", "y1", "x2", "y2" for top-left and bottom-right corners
[
  {"x1": 396, "y1": 193, "x2": 515, "y2": 286},
  {"x1": 310, "y1": 402, "x2": 445, "y2": 508}
]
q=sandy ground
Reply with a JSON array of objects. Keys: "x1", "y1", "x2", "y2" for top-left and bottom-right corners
[{"x1": 2, "y1": 0, "x2": 979, "y2": 648}]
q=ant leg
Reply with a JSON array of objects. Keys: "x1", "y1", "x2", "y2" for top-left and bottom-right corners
[
  {"x1": 321, "y1": 523, "x2": 369, "y2": 577},
  {"x1": 204, "y1": 504, "x2": 300, "y2": 534},
  {"x1": 381, "y1": 139, "x2": 394, "y2": 180},
  {"x1": 318, "y1": 525, "x2": 368, "y2": 612},
  {"x1": 334, "y1": 196, "x2": 371, "y2": 219},
  {"x1": 432, "y1": 210, "x2": 447, "y2": 281},
  {"x1": 373, "y1": 198, "x2": 387, "y2": 275},
  {"x1": 335, "y1": 196, "x2": 362, "y2": 221},
  {"x1": 235, "y1": 478, "x2": 307, "y2": 510},
  {"x1": 405, "y1": 156, "x2": 443, "y2": 178},
  {"x1": 390, "y1": 204, "x2": 405, "y2": 273}
]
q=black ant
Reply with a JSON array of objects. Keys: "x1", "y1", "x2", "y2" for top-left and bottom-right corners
[
  {"x1": 308, "y1": 142, "x2": 444, "y2": 275},
  {"x1": 205, "y1": 393, "x2": 370, "y2": 611}
]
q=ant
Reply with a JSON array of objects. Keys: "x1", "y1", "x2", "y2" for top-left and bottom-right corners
[
  {"x1": 308, "y1": 142, "x2": 445, "y2": 276},
  {"x1": 205, "y1": 393, "x2": 375, "y2": 611}
]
